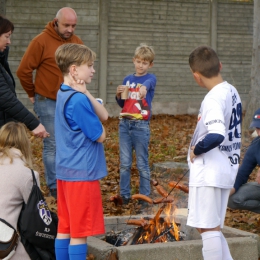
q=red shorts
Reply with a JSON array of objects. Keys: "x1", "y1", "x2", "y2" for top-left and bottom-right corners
[{"x1": 57, "y1": 180, "x2": 105, "y2": 237}]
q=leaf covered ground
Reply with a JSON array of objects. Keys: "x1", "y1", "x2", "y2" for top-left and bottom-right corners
[{"x1": 31, "y1": 114, "x2": 260, "y2": 238}]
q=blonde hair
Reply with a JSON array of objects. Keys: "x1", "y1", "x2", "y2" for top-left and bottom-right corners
[
  {"x1": 134, "y1": 43, "x2": 155, "y2": 63},
  {"x1": 55, "y1": 43, "x2": 96, "y2": 75},
  {"x1": 0, "y1": 122, "x2": 33, "y2": 168}
]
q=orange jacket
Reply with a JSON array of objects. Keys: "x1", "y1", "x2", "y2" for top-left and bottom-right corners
[{"x1": 17, "y1": 21, "x2": 83, "y2": 100}]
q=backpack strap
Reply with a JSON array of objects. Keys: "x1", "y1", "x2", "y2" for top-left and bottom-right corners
[
  {"x1": 30, "y1": 169, "x2": 37, "y2": 186},
  {"x1": 0, "y1": 218, "x2": 16, "y2": 231}
]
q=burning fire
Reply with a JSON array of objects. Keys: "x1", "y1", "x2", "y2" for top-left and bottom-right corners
[
  {"x1": 108, "y1": 179, "x2": 188, "y2": 245},
  {"x1": 129, "y1": 203, "x2": 181, "y2": 244}
]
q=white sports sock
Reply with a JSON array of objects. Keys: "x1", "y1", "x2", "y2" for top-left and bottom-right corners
[
  {"x1": 220, "y1": 232, "x2": 233, "y2": 260},
  {"x1": 201, "y1": 231, "x2": 222, "y2": 260}
]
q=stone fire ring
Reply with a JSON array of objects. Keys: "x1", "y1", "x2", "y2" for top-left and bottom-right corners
[{"x1": 87, "y1": 210, "x2": 260, "y2": 260}]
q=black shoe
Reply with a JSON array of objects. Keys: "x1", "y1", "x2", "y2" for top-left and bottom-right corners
[
  {"x1": 138, "y1": 200, "x2": 149, "y2": 209},
  {"x1": 122, "y1": 196, "x2": 130, "y2": 205},
  {"x1": 137, "y1": 200, "x2": 149, "y2": 210}
]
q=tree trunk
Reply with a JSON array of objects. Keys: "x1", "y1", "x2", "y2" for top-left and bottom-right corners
[{"x1": 243, "y1": 0, "x2": 260, "y2": 130}]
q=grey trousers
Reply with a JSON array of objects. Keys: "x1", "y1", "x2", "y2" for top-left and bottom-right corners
[{"x1": 228, "y1": 182, "x2": 260, "y2": 213}]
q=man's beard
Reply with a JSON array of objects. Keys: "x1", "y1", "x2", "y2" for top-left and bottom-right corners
[{"x1": 58, "y1": 31, "x2": 73, "y2": 40}]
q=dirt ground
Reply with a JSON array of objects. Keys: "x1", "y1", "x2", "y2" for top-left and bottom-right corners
[{"x1": 31, "y1": 114, "x2": 260, "y2": 244}]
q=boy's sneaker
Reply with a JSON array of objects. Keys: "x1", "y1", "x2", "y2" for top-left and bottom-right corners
[
  {"x1": 137, "y1": 200, "x2": 149, "y2": 210},
  {"x1": 122, "y1": 196, "x2": 130, "y2": 205},
  {"x1": 139, "y1": 200, "x2": 149, "y2": 207}
]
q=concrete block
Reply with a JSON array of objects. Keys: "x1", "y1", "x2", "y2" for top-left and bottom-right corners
[
  {"x1": 87, "y1": 215, "x2": 259, "y2": 260},
  {"x1": 227, "y1": 237, "x2": 258, "y2": 260},
  {"x1": 87, "y1": 236, "x2": 116, "y2": 260}
]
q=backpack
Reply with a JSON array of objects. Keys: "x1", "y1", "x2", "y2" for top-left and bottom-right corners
[{"x1": 18, "y1": 169, "x2": 58, "y2": 250}]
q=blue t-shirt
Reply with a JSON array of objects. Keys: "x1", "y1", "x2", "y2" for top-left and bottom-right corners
[{"x1": 64, "y1": 87, "x2": 102, "y2": 141}]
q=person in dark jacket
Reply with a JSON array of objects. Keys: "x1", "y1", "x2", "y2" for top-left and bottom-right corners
[
  {"x1": 228, "y1": 108, "x2": 260, "y2": 213},
  {"x1": 0, "y1": 15, "x2": 49, "y2": 138}
]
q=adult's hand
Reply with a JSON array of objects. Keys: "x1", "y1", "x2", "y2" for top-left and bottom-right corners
[
  {"x1": 229, "y1": 188, "x2": 235, "y2": 196},
  {"x1": 256, "y1": 168, "x2": 260, "y2": 184},
  {"x1": 29, "y1": 97, "x2": 35, "y2": 103},
  {"x1": 32, "y1": 123, "x2": 50, "y2": 138}
]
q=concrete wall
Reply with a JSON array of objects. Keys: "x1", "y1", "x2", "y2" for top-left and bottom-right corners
[
  {"x1": 3, "y1": 0, "x2": 253, "y2": 116},
  {"x1": 5, "y1": 0, "x2": 100, "y2": 109}
]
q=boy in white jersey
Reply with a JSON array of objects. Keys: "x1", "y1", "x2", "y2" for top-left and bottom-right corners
[{"x1": 187, "y1": 46, "x2": 242, "y2": 260}]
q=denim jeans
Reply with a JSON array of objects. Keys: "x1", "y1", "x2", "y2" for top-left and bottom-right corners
[
  {"x1": 228, "y1": 182, "x2": 260, "y2": 213},
  {"x1": 119, "y1": 119, "x2": 150, "y2": 198},
  {"x1": 34, "y1": 94, "x2": 56, "y2": 189}
]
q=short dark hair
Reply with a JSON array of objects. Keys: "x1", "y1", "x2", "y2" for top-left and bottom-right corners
[
  {"x1": 0, "y1": 15, "x2": 14, "y2": 36},
  {"x1": 189, "y1": 46, "x2": 220, "y2": 78}
]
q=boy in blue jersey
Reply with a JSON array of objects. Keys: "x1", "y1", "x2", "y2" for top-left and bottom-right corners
[
  {"x1": 115, "y1": 43, "x2": 157, "y2": 207},
  {"x1": 188, "y1": 46, "x2": 242, "y2": 260},
  {"x1": 54, "y1": 43, "x2": 108, "y2": 260}
]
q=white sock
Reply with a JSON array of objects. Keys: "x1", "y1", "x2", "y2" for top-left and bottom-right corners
[
  {"x1": 220, "y1": 232, "x2": 233, "y2": 260},
  {"x1": 201, "y1": 231, "x2": 222, "y2": 260}
]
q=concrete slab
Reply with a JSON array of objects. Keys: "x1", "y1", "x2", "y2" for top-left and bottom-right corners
[
  {"x1": 152, "y1": 161, "x2": 190, "y2": 184},
  {"x1": 152, "y1": 161, "x2": 189, "y2": 174}
]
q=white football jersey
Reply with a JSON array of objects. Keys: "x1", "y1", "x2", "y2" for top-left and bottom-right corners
[{"x1": 188, "y1": 81, "x2": 242, "y2": 188}]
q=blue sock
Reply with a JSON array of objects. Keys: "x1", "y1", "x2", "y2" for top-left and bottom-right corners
[
  {"x1": 68, "y1": 244, "x2": 87, "y2": 260},
  {"x1": 55, "y1": 238, "x2": 70, "y2": 260}
]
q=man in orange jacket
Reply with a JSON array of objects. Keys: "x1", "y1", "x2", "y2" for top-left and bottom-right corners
[{"x1": 17, "y1": 7, "x2": 83, "y2": 199}]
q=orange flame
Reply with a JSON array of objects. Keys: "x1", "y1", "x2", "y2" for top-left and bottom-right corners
[{"x1": 134, "y1": 202, "x2": 180, "y2": 244}]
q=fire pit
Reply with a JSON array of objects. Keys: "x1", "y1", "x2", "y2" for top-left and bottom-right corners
[
  {"x1": 105, "y1": 216, "x2": 184, "y2": 246},
  {"x1": 104, "y1": 203, "x2": 186, "y2": 247},
  {"x1": 87, "y1": 210, "x2": 259, "y2": 260}
]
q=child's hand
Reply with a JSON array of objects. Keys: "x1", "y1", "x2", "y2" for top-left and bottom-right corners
[
  {"x1": 139, "y1": 85, "x2": 147, "y2": 99},
  {"x1": 116, "y1": 85, "x2": 125, "y2": 98},
  {"x1": 190, "y1": 146, "x2": 196, "y2": 163},
  {"x1": 71, "y1": 79, "x2": 87, "y2": 94}
]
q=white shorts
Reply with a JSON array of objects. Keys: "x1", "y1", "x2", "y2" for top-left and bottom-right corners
[{"x1": 187, "y1": 186, "x2": 230, "y2": 229}]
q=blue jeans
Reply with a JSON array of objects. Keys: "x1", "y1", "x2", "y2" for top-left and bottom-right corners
[
  {"x1": 34, "y1": 94, "x2": 56, "y2": 189},
  {"x1": 228, "y1": 182, "x2": 260, "y2": 213},
  {"x1": 119, "y1": 119, "x2": 150, "y2": 198}
]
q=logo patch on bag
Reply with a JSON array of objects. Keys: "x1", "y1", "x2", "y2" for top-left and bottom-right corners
[{"x1": 37, "y1": 200, "x2": 52, "y2": 225}]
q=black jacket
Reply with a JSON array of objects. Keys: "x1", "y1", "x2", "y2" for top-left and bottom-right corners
[
  {"x1": 0, "y1": 47, "x2": 39, "y2": 130},
  {"x1": 233, "y1": 136, "x2": 260, "y2": 191}
]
